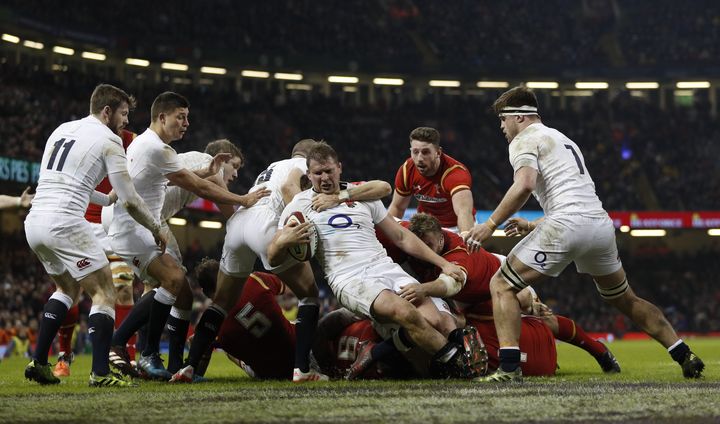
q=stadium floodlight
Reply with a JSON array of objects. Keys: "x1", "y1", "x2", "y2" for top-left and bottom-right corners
[
  {"x1": 429, "y1": 80, "x2": 461, "y2": 87},
  {"x1": 201, "y1": 66, "x2": 227, "y2": 75},
  {"x1": 23, "y1": 40, "x2": 44, "y2": 50},
  {"x1": 168, "y1": 218, "x2": 187, "y2": 226},
  {"x1": 620, "y1": 225, "x2": 630, "y2": 233},
  {"x1": 575, "y1": 82, "x2": 609, "y2": 89},
  {"x1": 328, "y1": 75, "x2": 359, "y2": 84},
  {"x1": 343, "y1": 86, "x2": 358, "y2": 93},
  {"x1": 630, "y1": 229, "x2": 666, "y2": 237},
  {"x1": 625, "y1": 82, "x2": 659, "y2": 89},
  {"x1": 241, "y1": 70, "x2": 270, "y2": 78},
  {"x1": 708, "y1": 229, "x2": 720, "y2": 236},
  {"x1": 81, "y1": 51, "x2": 106, "y2": 61},
  {"x1": 373, "y1": 77, "x2": 404, "y2": 86},
  {"x1": 2, "y1": 33, "x2": 19, "y2": 43},
  {"x1": 52, "y1": 46, "x2": 74, "y2": 56},
  {"x1": 274, "y1": 72, "x2": 303, "y2": 80},
  {"x1": 526, "y1": 81, "x2": 559, "y2": 89},
  {"x1": 162, "y1": 62, "x2": 189, "y2": 71},
  {"x1": 199, "y1": 220, "x2": 223, "y2": 229},
  {"x1": 125, "y1": 58, "x2": 150, "y2": 67},
  {"x1": 286, "y1": 83, "x2": 312, "y2": 91},
  {"x1": 676, "y1": 81, "x2": 710, "y2": 89},
  {"x1": 492, "y1": 230, "x2": 506, "y2": 237},
  {"x1": 476, "y1": 81, "x2": 509, "y2": 88}
]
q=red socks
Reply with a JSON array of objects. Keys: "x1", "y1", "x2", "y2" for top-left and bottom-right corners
[
  {"x1": 57, "y1": 305, "x2": 79, "y2": 356},
  {"x1": 555, "y1": 315, "x2": 607, "y2": 358}
]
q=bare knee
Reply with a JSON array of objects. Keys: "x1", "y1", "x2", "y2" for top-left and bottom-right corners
[{"x1": 115, "y1": 285, "x2": 134, "y2": 305}]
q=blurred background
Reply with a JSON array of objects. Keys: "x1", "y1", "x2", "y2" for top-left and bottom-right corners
[{"x1": 1, "y1": 0, "x2": 719, "y2": 357}]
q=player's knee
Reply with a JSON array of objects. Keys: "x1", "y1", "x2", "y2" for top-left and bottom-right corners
[
  {"x1": 391, "y1": 303, "x2": 423, "y2": 329},
  {"x1": 115, "y1": 285, "x2": 133, "y2": 305}
]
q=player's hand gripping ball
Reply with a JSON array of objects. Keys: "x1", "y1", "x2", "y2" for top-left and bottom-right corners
[{"x1": 283, "y1": 211, "x2": 318, "y2": 261}]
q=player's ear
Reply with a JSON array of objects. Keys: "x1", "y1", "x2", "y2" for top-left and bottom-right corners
[{"x1": 102, "y1": 105, "x2": 112, "y2": 119}]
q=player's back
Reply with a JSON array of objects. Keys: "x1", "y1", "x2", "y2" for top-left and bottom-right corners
[
  {"x1": 510, "y1": 123, "x2": 605, "y2": 217},
  {"x1": 161, "y1": 151, "x2": 212, "y2": 221},
  {"x1": 29, "y1": 116, "x2": 122, "y2": 218},
  {"x1": 248, "y1": 157, "x2": 307, "y2": 215}
]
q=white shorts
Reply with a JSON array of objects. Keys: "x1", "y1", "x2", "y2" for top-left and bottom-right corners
[
  {"x1": 25, "y1": 216, "x2": 109, "y2": 280},
  {"x1": 219, "y1": 206, "x2": 295, "y2": 278},
  {"x1": 109, "y1": 225, "x2": 162, "y2": 280},
  {"x1": 89, "y1": 222, "x2": 114, "y2": 256},
  {"x1": 331, "y1": 258, "x2": 450, "y2": 320},
  {"x1": 510, "y1": 214, "x2": 622, "y2": 278}
]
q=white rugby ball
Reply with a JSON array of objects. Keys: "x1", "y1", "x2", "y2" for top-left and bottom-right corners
[{"x1": 284, "y1": 211, "x2": 318, "y2": 262}]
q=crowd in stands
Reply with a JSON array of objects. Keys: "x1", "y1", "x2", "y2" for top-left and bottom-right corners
[{"x1": 5, "y1": 1, "x2": 720, "y2": 72}]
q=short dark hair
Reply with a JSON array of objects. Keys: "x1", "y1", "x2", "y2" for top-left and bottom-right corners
[
  {"x1": 150, "y1": 91, "x2": 189, "y2": 122},
  {"x1": 306, "y1": 141, "x2": 339, "y2": 168},
  {"x1": 89, "y1": 84, "x2": 136, "y2": 115},
  {"x1": 492, "y1": 86, "x2": 539, "y2": 115},
  {"x1": 292, "y1": 138, "x2": 320, "y2": 157},
  {"x1": 195, "y1": 258, "x2": 219, "y2": 298},
  {"x1": 409, "y1": 127, "x2": 440, "y2": 146},
  {"x1": 205, "y1": 139, "x2": 244, "y2": 165},
  {"x1": 409, "y1": 213, "x2": 442, "y2": 238}
]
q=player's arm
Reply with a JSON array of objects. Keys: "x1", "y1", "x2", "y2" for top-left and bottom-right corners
[
  {"x1": 205, "y1": 172, "x2": 236, "y2": 219},
  {"x1": 192, "y1": 153, "x2": 233, "y2": 179},
  {"x1": 280, "y1": 167, "x2": 305, "y2": 205},
  {"x1": 166, "y1": 168, "x2": 270, "y2": 208},
  {"x1": 451, "y1": 190, "x2": 475, "y2": 234},
  {"x1": 311, "y1": 180, "x2": 392, "y2": 211},
  {"x1": 376, "y1": 216, "x2": 464, "y2": 282},
  {"x1": 387, "y1": 191, "x2": 412, "y2": 220},
  {"x1": 0, "y1": 187, "x2": 33, "y2": 210},
  {"x1": 504, "y1": 216, "x2": 545, "y2": 237},
  {"x1": 464, "y1": 166, "x2": 537, "y2": 250},
  {"x1": 398, "y1": 249, "x2": 469, "y2": 303},
  {"x1": 267, "y1": 218, "x2": 313, "y2": 267}
]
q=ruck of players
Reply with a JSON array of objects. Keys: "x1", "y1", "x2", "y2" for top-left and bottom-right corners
[{"x1": 19, "y1": 83, "x2": 704, "y2": 388}]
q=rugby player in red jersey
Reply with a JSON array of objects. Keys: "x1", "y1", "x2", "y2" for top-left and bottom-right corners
[{"x1": 388, "y1": 127, "x2": 476, "y2": 233}]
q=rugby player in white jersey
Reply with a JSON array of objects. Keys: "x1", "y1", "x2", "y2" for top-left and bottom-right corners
[
  {"x1": 268, "y1": 142, "x2": 478, "y2": 379},
  {"x1": 108, "y1": 139, "x2": 244, "y2": 376},
  {"x1": 465, "y1": 86, "x2": 705, "y2": 382},
  {"x1": 24, "y1": 84, "x2": 167, "y2": 387},
  {"x1": 171, "y1": 139, "x2": 393, "y2": 383},
  {"x1": 108, "y1": 92, "x2": 269, "y2": 380}
]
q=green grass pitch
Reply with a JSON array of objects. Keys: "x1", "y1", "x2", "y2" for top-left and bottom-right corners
[{"x1": 0, "y1": 338, "x2": 718, "y2": 423}]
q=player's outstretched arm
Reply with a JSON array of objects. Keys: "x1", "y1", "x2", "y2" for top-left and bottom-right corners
[
  {"x1": 193, "y1": 152, "x2": 232, "y2": 179},
  {"x1": 311, "y1": 180, "x2": 392, "y2": 211},
  {"x1": 167, "y1": 168, "x2": 270, "y2": 208},
  {"x1": 452, "y1": 189, "x2": 476, "y2": 234},
  {"x1": 205, "y1": 173, "x2": 236, "y2": 219},
  {"x1": 387, "y1": 191, "x2": 412, "y2": 220},
  {"x1": 0, "y1": 186, "x2": 33, "y2": 210}
]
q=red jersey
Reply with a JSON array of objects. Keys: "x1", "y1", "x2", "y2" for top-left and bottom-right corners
[
  {"x1": 328, "y1": 320, "x2": 382, "y2": 375},
  {"x1": 216, "y1": 272, "x2": 296, "y2": 380},
  {"x1": 394, "y1": 153, "x2": 474, "y2": 228},
  {"x1": 85, "y1": 129, "x2": 135, "y2": 223}
]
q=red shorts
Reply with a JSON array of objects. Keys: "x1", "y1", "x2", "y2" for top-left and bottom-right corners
[{"x1": 470, "y1": 316, "x2": 557, "y2": 376}]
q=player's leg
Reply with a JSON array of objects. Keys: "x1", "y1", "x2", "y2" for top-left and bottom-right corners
[
  {"x1": 110, "y1": 287, "x2": 155, "y2": 377},
  {"x1": 166, "y1": 280, "x2": 193, "y2": 374},
  {"x1": 276, "y1": 262, "x2": 323, "y2": 379},
  {"x1": 593, "y1": 267, "x2": 704, "y2": 378},
  {"x1": 516, "y1": 316, "x2": 557, "y2": 376},
  {"x1": 53, "y1": 300, "x2": 79, "y2": 377},
  {"x1": 112, "y1": 261, "x2": 137, "y2": 362},
  {"x1": 541, "y1": 313, "x2": 620, "y2": 373}
]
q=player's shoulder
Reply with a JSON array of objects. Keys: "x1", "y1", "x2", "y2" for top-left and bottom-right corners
[{"x1": 441, "y1": 153, "x2": 469, "y2": 171}]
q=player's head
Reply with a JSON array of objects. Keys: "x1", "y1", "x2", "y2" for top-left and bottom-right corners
[
  {"x1": 150, "y1": 91, "x2": 190, "y2": 142},
  {"x1": 89, "y1": 84, "x2": 136, "y2": 136},
  {"x1": 409, "y1": 213, "x2": 444, "y2": 254},
  {"x1": 306, "y1": 141, "x2": 342, "y2": 194},
  {"x1": 195, "y1": 257, "x2": 219, "y2": 298},
  {"x1": 409, "y1": 127, "x2": 442, "y2": 177},
  {"x1": 291, "y1": 138, "x2": 320, "y2": 158},
  {"x1": 205, "y1": 138, "x2": 244, "y2": 184},
  {"x1": 492, "y1": 86, "x2": 540, "y2": 142}
]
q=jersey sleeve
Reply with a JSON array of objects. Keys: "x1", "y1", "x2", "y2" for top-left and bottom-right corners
[
  {"x1": 277, "y1": 194, "x2": 306, "y2": 229},
  {"x1": 249, "y1": 272, "x2": 286, "y2": 296},
  {"x1": 509, "y1": 135, "x2": 541, "y2": 173},
  {"x1": 104, "y1": 141, "x2": 129, "y2": 175},
  {"x1": 440, "y1": 165, "x2": 472, "y2": 196},
  {"x1": 368, "y1": 199, "x2": 389, "y2": 224},
  {"x1": 394, "y1": 161, "x2": 413, "y2": 196},
  {"x1": 153, "y1": 144, "x2": 183, "y2": 175}
]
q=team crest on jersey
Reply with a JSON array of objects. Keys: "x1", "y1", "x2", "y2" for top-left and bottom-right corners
[
  {"x1": 533, "y1": 252, "x2": 548, "y2": 269},
  {"x1": 76, "y1": 258, "x2": 91, "y2": 270},
  {"x1": 344, "y1": 201, "x2": 357, "y2": 208}
]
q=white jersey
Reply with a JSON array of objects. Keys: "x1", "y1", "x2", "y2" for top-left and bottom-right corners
[
  {"x1": 109, "y1": 128, "x2": 182, "y2": 235},
  {"x1": 509, "y1": 123, "x2": 605, "y2": 217},
  {"x1": 280, "y1": 188, "x2": 389, "y2": 284},
  {"x1": 28, "y1": 115, "x2": 127, "y2": 218},
  {"x1": 248, "y1": 157, "x2": 307, "y2": 216},
  {"x1": 161, "y1": 151, "x2": 213, "y2": 221}
]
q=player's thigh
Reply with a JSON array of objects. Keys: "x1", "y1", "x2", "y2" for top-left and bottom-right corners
[
  {"x1": 146, "y1": 253, "x2": 186, "y2": 287},
  {"x1": 506, "y1": 217, "x2": 576, "y2": 282},
  {"x1": 25, "y1": 219, "x2": 109, "y2": 281},
  {"x1": 110, "y1": 227, "x2": 161, "y2": 279},
  {"x1": 518, "y1": 316, "x2": 557, "y2": 376},
  {"x1": 276, "y1": 261, "x2": 317, "y2": 298},
  {"x1": 334, "y1": 275, "x2": 392, "y2": 321}
]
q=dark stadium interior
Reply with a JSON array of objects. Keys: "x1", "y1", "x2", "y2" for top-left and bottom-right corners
[{"x1": 1, "y1": 0, "x2": 720, "y2": 360}]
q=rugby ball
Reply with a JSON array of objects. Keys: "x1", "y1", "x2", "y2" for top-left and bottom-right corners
[{"x1": 284, "y1": 211, "x2": 318, "y2": 262}]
